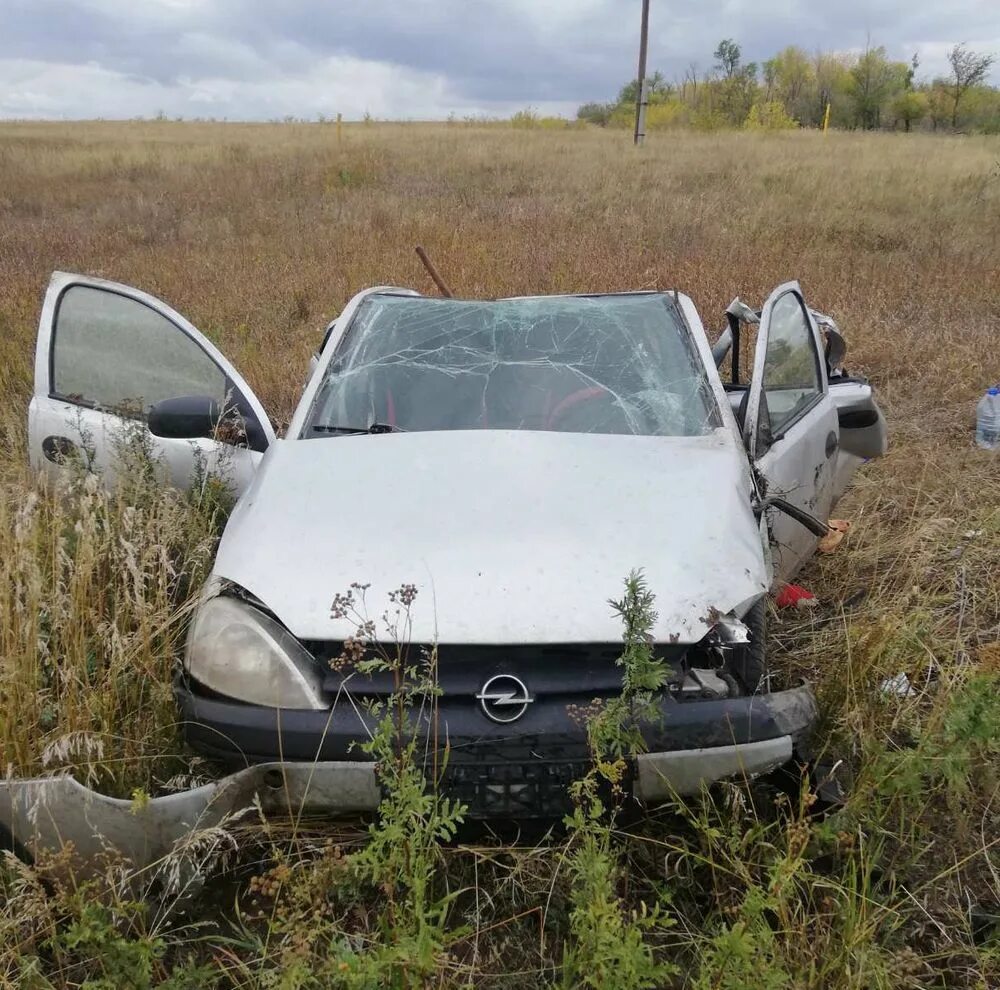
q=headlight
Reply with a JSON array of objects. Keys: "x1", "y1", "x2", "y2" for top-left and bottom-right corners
[{"x1": 185, "y1": 596, "x2": 326, "y2": 710}]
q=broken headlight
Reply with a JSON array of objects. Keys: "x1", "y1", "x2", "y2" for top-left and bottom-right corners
[
  {"x1": 673, "y1": 610, "x2": 757, "y2": 699},
  {"x1": 185, "y1": 596, "x2": 326, "y2": 710}
]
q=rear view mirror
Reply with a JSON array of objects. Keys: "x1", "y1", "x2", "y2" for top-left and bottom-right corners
[{"x1": 148, "y1": 395, "x2": 222, "y2": 440}]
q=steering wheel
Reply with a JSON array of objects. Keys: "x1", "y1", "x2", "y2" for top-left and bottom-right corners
[{"x1": 546, "y1": 386, "x2": 611, "y2": 430}]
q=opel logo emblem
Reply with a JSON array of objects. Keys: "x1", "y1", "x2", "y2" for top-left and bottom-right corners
[{"x1": 476, "y1": 674, "x2": 533, "y2": 723}]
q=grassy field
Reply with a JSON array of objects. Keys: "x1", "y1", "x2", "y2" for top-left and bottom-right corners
[{"x1": 1, "y1": 121, "x2": 999, "y2": 987}]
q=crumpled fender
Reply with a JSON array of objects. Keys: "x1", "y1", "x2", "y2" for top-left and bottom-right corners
[
  {"x1": 0, "y1": 687, "x2": 819, "y2": 877},
  {"x1": 0, "y1": 761, "x2": 379, "y2": 877}
]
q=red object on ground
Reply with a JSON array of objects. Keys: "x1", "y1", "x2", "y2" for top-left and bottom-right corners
[{"x1": 775, "y1": 584, "x2": 816, "y2": 609}]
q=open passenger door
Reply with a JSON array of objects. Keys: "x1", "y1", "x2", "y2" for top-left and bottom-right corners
[
  {"x1": 743, "y1": 282, "x2": 840, "y2": 581},
  {"x1": 28, "y1": 272, "x2": 274, "y2": 495}
]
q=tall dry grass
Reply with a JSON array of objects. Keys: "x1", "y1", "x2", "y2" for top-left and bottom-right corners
[{"x1": 0, "y1": 121, "x2": 999, "y2": 987}]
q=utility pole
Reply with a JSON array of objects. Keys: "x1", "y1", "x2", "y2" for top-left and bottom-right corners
[{"x1": 633, "y1": 0, "x2": 651, "y2": 145}]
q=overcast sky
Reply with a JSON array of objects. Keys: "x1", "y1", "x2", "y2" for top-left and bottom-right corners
[{"x1": 1, "y1": 0, "x2": 998, "y2": 120}]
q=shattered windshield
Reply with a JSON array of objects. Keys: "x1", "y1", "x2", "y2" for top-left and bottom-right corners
[{"x1": 302, "y1": 293, "x2": 721, "y2": 437}]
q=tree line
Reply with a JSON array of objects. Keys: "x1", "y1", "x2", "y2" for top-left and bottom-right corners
[{"x1": 577, "y1": 40, "x2": 998, "y2": 132}]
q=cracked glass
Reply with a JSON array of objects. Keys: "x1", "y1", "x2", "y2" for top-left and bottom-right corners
[{"x1": 302, "y1": 293, "x2": 721, "y2": 438}]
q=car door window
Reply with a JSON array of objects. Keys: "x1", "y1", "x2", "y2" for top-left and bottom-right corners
[
  {"x1": 52, "y1": 285, "x2": 228, "y2": 415},
  {"x1": 759, "y1": 291, "x2": 822, "y2": 438}
]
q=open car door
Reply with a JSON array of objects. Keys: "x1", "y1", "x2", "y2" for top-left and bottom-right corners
[
  {"x1": 28, "y1": 272, "x2": 274, "y2": 495},
  {"x1": 743, "y1": 282, "x2": 840, "y2": 581}
]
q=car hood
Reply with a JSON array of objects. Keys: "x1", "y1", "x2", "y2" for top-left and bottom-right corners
[{"x1": 213, "y1": 429, "x2": 769, "y2": 645}]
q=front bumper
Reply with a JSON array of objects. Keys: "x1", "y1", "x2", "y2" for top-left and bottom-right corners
[
  {"x1": 176, "y1": 678, "x2": 816, "y2": 764},
  {"x1": 0, "y1": 684, "x2": 815, "y2": 874},
  {"x1": 173, "y1": 679, "x2": 814, "y2": 814}
]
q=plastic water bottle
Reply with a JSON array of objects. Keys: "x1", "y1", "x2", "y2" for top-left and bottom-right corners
[{"x1": 976, "y1": 386, "x2": 1000, "y2": 450}]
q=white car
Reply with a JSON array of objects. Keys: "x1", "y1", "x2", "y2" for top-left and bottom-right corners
[{"x1": 3, "y1": 273, "x2": 885, "y2": 865}]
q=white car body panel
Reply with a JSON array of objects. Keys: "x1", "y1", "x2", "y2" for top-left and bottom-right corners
[
  {"x1": 212, "y1": 427, "x2": 770, "y2": 645},
  {"x1": 28, "y1": 394, "x2": 263, "y2": 492},
  {"x1": 755, "y1": 402, "x2": 839, "y2": 578},
  {"x1": 26, "y1": 274, "x2": 882, "y2": 643},
  {"x1": 29, "y1": 271, "x2": 274, "y2": 495},
  {"x1": 744, "y1": 282, "x2": 839, "y2": 579}
]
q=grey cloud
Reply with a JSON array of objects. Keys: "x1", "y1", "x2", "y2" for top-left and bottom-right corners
[
  {"x1": 1, "y1": 0, "x2": 998, "y2": 119},
  {"x1": 204, "y1": 0, "x2": 631, "y2": 101},
  {"x1": 1, "y1": 0, "x2": 302, "y2": 85}
]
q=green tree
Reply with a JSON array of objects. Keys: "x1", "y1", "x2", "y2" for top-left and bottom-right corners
[
  {"x1": 960, "y1": 83, "x2": 1000, "y2": 132},
  {"x1": 848, "y1": 44, "x2": 908, "y2": 129},
  {"x1": 926, "y1": 81, "x2": 952, "y2": 130},
  {"x1": 947, "y1": 43, "x2": 996, "y2": 128},
  {"x1": 576, "y1": 102, "x2": 613, "y2": 126},
  {"x1": 710, "y1": 40, "x2": 758, "y2": 125},
  {"x1": 814, "y1": 52, "x2": 854, "y2": 127},
  {"x1": 576, "y1": 39, "x2": 1000, "y2": 134},
  {"x1": 616, "y1": 71, "x2": 671, "y2": 107},
  {"x1": 713, "y1": 39, "x2": 742, "y2": 79},
  {"x1": 890, "y1": 89, "x2": 928, "y2": 131},
  {"x1": 763, "y1": 46, "x2": 816, "y2": 122},
  {"x1": 726, "y1": 64, "x2": 760, "y2": 124},
  {"x1": 744, "y1": 101, "x2": 798, "y2": 130}
]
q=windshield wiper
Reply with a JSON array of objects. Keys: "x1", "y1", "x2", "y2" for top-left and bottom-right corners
[{"x1": 311, "y1": 422, "x2": 405, "y2": 435}]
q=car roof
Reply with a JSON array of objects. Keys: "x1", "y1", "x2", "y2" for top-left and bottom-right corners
[{"x1": 367, "y1": 289, "x2": 677, "y2": 303}]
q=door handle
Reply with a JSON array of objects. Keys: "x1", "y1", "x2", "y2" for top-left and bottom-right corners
[
  {"x1": 42, "y1": 435, "x2": 77, "y2": 464},
  {"x1": 825, "y1": 431, "x2": 839, "y2": 459}
]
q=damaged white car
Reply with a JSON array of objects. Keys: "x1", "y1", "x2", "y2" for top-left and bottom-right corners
[{"x1": 3, "y1": 273, "x2": 886, "y2": 866}]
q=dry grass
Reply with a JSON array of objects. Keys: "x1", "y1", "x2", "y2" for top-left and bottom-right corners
[
  {"x1": 0, "y1": 120, "x2": 999, "y2": 987},
  {"x1": 2, "y1": 122, "x2": 998, "y2": 421}
]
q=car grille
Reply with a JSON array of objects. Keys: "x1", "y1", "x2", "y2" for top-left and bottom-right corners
[
  {"x1": 302, "y1": 642, "x2": 671, "y2": 818},
  {"x1": 442, "y1": 758, "x2": 590, "y2": 818},
  {"x1": 305, "y1": 641, "x2": 687, "y2": 700},
  {"x1": 431, "y1": 740, "x2": 631, "y2": 819}
]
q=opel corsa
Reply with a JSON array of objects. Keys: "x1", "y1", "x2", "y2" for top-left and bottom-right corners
[{"x1": 18, "y1": 273, "x2": 886, "y2": 833}]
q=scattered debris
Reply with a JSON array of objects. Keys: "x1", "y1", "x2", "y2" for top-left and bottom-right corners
[
  {"x1": 0, "y1": 761, "x2": 380, "y2": 882},
  {"x1": 775, "y1": 584, "x2": 818, "y2": 610},
  {"x1": 880, "y1": 672, "x2": 915, "y2": 697}
]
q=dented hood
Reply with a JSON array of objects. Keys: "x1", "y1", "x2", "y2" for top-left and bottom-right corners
[{"x1": 213, "y1": 429, "x2": 769, "y2": 644}]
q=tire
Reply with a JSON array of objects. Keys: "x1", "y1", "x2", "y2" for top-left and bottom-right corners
[{"x1": 732, "y1": 599, "x2": 768, "y2": 694}]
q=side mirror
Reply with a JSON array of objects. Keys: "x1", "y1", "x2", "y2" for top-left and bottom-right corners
[
  {"x1": 148, "y1": 395, "x2": 222, "y2": 440},
  {"x1": 830, "y1": 380, "x2": 888, "y2": 459},
  {"x1": 838, "y1": 407, "x2": 879, "y2": 430}
]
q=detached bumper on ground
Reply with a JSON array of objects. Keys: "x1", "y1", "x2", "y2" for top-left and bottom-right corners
[{"x1": 0, "y1": 684, "x2": 816, "y2": 874}]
